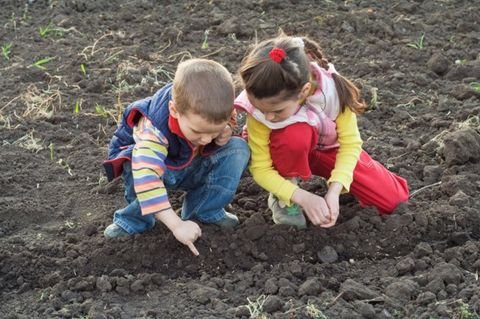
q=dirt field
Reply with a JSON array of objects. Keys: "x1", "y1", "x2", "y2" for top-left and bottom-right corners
[{"x1": 1, "y1": 0, "x2": 480, "y2": 318}]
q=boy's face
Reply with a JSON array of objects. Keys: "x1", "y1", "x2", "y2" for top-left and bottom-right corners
[{"x1": 169, "y1": 101, "x2": 228, "y2": 147}]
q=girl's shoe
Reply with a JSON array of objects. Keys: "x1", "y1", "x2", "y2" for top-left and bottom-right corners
[
  {"x1": 104, "y1": 223, "x2": 130, "y2": 238},
  {"x1": 268, "y1": 193, "x2": 307, "y2": 229}
]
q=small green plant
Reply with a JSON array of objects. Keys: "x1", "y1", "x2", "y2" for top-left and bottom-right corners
[
  {"x1": 469, "y1": 82, "x2": 480, "y2": 93},
  {"x1": 2, "y1": 42, "x2": 12, "y2": 61},
  {"x1": 95, "y1": 103, "x2": 117, "y2": 122},
  {"x1": 22, "y1": 3, "x2": 29, "y2": 21},
  {"x1": 201, "y1": 30, "x2": 209, "y2": 49},
  {"x1": 407, "y1": 33, "x2": 425, "y2": 49},
  {"x1": 32, "y1": 56, "x2": 56, "y2": 70},
  {"x1": 9, "y1": 12, "x2": 17, "y2": 32},
  {"x1": 95, "y1": 103, "x2": 108, "y2": 117},
  {"x1": 454, "y1": 300, "x2": 480, "y2": 319},
  {"x1": 80, "y1": 63, "x2": 87, "y2": 76},
  {"x1": 369, "y1": 87, "x2": 378, "y2": 110},
  {"x1": 49, "y1": 142, "x2": 54, "y2": 161},
  {"x1": 38, "y1": 24, "x2": 65, "y2": 38},
  {"x1": 456, "y1": 300, "x2": 480, "y2": 319},
  {"x1": 74, "y1": 99, "x2": 82, "y2": 113}
]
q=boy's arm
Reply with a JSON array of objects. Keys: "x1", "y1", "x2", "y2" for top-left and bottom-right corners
[
  {"x1": 247, "y1": 115, "x2": 298, "y2": 205},
  {"x1": 132, "y1": 117, "x2": 172, "y2": 216},
  {"x1": 132, "y1": 117, "x2": 201, "y2": 255},
  {"x1": 328, "y1": 108, "x2": 363, "y2": 192}
]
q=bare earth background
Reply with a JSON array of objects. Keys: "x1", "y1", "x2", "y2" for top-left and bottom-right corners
[{"x1": 1, "y1": 0, "x2": 480, "y2": 318}]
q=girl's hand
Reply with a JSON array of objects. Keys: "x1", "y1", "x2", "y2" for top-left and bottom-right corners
[
  {"x1": 291, "y1": 188, "x2": 330, "y2": 226},
  {"x1": 322, "y1": 182, "x2": 343, "y2": 228},
  {"x1": 214, "y1": 125, "x2": 233, "y2": 146}
]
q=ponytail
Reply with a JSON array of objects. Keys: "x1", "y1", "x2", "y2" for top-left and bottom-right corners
[{"x1": 302, "y1": 37, "x2": 366, "y2": 114}]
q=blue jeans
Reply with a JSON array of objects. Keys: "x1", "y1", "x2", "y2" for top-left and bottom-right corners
[{"x1": 113, "y1": 137, "x2": 250, "y2": 234}]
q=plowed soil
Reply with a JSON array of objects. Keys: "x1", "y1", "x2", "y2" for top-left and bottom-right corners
[{"x1": 1, "y1": 1, "x2": 480, "y2": 318}]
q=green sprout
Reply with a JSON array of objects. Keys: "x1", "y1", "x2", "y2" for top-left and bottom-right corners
[
  {"x1": 369, "y1": 87, "x2": 378, "y2": 110},
  {"x1": 31, "y1": 56, "x2": 56, "y2": 70},
  {"x1": 456, "y1": 300, "x2": 479, "y2": 319},
  {"x1": 2, "y1": 42, "x2": 12, "y2": 61},
  {"x1": 201, "y1": 30, "x2": 209, "y2": 49},
  {"x1": 38, "y1": 24, "x2": 65, "y2": 38},
  {"x1": 80, "y1": 63, "x2": 87, "y2": 76},
  {"x1": 407, "y1": 33, "x2": 425, "y2": 50},
  {"x1": 470, "y1": 82, "x2": 480, "y2": 94},
  {"x1": 49, "y1": 142, "x2": 54, "y2": 161},
  {"x1": 74, "y1": 99, "x2": 82, "y2": 113},
  {"x1": 9, "y1": 12, "x2": 17, "y2": 32},
  {"x1": 95, "y1": 103, "x2": 109, "y2": 118},
  {"x1": 22, "y1": 3, "x2": 29, "y2": 21}
]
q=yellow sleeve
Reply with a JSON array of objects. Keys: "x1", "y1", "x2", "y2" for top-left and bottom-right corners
[
  {"x1": 329, "y1": 108, "x2": 363, "y2": 191},
  {"x1": 247, "y1": 115, "x2": 298, "y2": 205}
]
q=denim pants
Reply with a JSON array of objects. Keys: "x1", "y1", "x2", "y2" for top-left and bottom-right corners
[{"x1": 113, "y1": 137, "x2": 250, "y2": 234}]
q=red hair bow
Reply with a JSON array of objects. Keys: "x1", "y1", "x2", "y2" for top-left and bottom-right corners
[{"x1": 269, "y1": 47, "x2": 286, "y2": 63}]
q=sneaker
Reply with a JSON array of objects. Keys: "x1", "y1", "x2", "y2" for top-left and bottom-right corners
[
  {"x1": 104, "y1": 223, "x2": 130, "y2": 238},
  {"x1": 214, "y1": 212, "x2": 239, "y2": 228},
  {"x1": 268, "y1": 193, "x2": 307, "y2": 229}
]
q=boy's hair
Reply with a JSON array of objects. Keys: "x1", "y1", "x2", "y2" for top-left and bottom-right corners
[
  {"x1": 173, "y1": 58, "x2": 234, "y2": 123},
  {"x1": 239, "y1": 35, "x2": 366, "y2": 114}
]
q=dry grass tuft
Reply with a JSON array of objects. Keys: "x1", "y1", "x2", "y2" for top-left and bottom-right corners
[{"x1": 22, "y1": 84, "x2": 62, "y2": 119}]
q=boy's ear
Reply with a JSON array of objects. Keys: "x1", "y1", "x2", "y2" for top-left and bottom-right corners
[{"x1": 169, "y1": 101, "x2": 179, "y2": 119}]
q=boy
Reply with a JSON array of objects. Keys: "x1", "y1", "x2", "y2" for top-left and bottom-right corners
[{"x1": 103, "y1": 59, "x2": 250, "y2": 256}]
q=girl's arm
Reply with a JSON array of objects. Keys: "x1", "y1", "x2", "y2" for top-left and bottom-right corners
[
  {"x1": 247, "y1": 115, "x2": 298, "y2": 205},
  {"x1": 322, "y1": 108, "x2": 363, "y2": 227},
  {"x1": 328, "y1": 108, "x2": 363, "y2": 192}
]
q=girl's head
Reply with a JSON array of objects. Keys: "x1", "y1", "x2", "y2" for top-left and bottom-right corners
[
  {"x1": 239, "y1": 36, "x2": 311, "y2": 122},
  {"x1": 239, "y1": 35, "x2": 366, "y2": 119},
  {"x1": 240, "y1": 36, "x2": 310, "y2": 100}
]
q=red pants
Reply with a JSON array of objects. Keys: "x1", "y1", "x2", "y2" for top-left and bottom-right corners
[{"x1": 270, "y1": 123, "x2": 409, "y2": 214}]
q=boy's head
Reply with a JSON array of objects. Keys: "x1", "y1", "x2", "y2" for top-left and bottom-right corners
[{"x1": 169, "y1": 58, "x2": 234, "y2": 146}]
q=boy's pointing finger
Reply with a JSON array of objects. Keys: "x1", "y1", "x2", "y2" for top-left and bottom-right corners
[{"x1": 187, "y1": 242, "x2": 200, "y2": 256}]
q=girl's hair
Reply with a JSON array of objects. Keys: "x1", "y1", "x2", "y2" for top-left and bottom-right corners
[{"x1": 239, "y1": 35, "x2": 366, "y2": 114}]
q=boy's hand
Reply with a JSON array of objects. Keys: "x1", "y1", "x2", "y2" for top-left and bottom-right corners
[
  {"x1": 155, "y1": 210, "x2": 202, "y2": 256},
  {"x1": 291, "y1": 188, "x2": 330, "y2": 226},
  {"x1": 322, "y1": 182, "x2": 342, "y2": 228},
  {"x1": 214, "y1": 125, "x2": 233, "y2": 146},
  {"x1": 171, "y1": 220, "x2": 202, "y2": 256}
]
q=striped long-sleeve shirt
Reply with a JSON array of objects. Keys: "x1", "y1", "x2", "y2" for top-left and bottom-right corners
[{"x1": 132, "y1": 116, "x2": 172, "y2": 216}]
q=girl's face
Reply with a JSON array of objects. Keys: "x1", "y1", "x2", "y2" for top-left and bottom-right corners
[
  {"x1": 247, "y1": 83, "x2": 312, "y2": 123},
  {"x1": 247, "y1": 94, "x2": 300, "y2": 122}
]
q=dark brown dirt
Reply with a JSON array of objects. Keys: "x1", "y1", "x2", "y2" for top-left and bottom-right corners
[{"x1": 1, "y1": 0, "x2": 480, "y2": 318}]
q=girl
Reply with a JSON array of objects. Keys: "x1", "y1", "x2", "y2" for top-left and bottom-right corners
[{"x1": 235, "y1": 35, "x2": 409, "y2": 228}]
